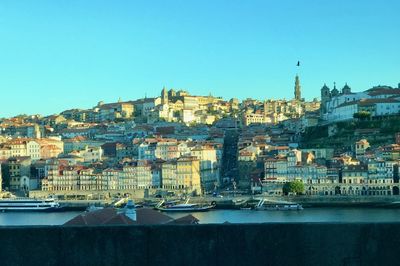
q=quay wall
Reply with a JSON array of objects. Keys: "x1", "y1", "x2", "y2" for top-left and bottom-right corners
[
  {"x1": 0, "y1": 223, "x2": 400, "y2": 266},
  {"x1": 273, "y1": 195, "x2": 400, "y2": 207},
  {"x1": 26, "y1": 192, "x2": 400, "y2": 209},
  {"x1": 29, "y1": 189, "x2": 153, "y2": 199}
]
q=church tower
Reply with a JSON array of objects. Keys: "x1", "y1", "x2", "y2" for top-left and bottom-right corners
[
  {"x1": 320, "y1": 84, "x2": 331, "y2": 115},
  {"x1": 294, "y1": 75, "x2": 301, "y2": 101},
  {"x1": 161, "y1": 86, "x2": 168, "y2": 105}
]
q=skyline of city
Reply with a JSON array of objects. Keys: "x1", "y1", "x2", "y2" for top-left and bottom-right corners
[
  {"x1": 1, "y1": 78, "x2": 398, "y2": 118},
  {"x1": 2, "y1": 1, "x2": 400, "y2": 263},
  {"x1": 1, "y1": 0, "x2": 399, "y2": 117}
]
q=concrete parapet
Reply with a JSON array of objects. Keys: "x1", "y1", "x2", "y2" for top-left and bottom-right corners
[{"x1": 0, "y1": 223, "x2": 399, "y2": 266}]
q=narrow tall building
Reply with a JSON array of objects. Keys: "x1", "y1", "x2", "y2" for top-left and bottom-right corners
[
  {"x1": 161, "y1": 86, "x2": 168, "y2": 105},
  {"x1": 294, "y1": 75, "x2": 301, "y2": 101}
]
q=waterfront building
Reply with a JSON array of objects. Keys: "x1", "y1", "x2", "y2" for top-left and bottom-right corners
[
  {"x1": 190, "y1": 145, "x2": 219, "y2": 192},
  {"x1": 177, "y1": 157, "x2": 202, "y2": 195},
  {"x1": 102, "y1": 169, "x2": 120, "y2": 190},
  {"x1": 161, "y1": 157, "x2": 202, "y2": 195},
  {"x1": 151, "y1": 162, "x2": 162, "y2": 188},
  {"x1": 161, "y1": 160, "x2": 177, "y2": 190},
  {"x1": 2, "y1": 156, "x2": 32, "y2": 191},
  {"x1": 341, "y1": 165, "x2": 368, "y2": 195},
  {"x1": 135, "y1": 160, "x2": 153, "y2": 189}
]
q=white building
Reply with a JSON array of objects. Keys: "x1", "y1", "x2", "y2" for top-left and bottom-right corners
[
  {"x1": 26, "y1": 140, "x2": 41, "y2": 161},
  {"x1": 69, "y1": 146, "x2": 103, "y2": 163},
  {"x1": 322, "y1": 85, "x2": 400, "y2": 122}
]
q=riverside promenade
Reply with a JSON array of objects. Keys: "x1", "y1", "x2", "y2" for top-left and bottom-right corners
[{"x1": 27, "y1": 189, "x2": 400, "y2": 209}]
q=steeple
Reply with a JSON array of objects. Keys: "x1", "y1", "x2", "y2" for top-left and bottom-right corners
[
  {"x1": 294, "y1": 75, "x2": 301, "y2": 101},
  {"x1": 161, "y1": 86, "x2": 168, "y2": 105}
]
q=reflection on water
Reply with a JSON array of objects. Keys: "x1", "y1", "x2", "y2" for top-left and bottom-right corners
[
  {"x1": 1, "y1": 208, "x2": 400, "y2": 226},
  {"x1": 167, "y1": 208, "x2": 400, "y2": 224}
]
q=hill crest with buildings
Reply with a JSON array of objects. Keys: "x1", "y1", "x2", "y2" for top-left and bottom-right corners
[{"x1": 1, "y1": 78, "x2": 400, "y2": 199}]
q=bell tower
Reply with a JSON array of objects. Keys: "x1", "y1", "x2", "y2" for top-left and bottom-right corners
[
  {"x1": 294, "y1": 75, "x2": 301, "y2": 101},
  {"x1": 161, "y1": 86, "x2": 168, "y2": 105}
]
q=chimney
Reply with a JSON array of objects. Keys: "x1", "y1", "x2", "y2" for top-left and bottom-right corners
[{"x1": 124, "y1": 199, "x2": 137, "y2": 221}]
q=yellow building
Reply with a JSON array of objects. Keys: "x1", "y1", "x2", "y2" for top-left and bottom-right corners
[
  {"x1": 177, "y1": 157, "x2": 202, "y2": 195},
  {"x1": 161, "y1": 156, "x2": 202, "y2": 195}
]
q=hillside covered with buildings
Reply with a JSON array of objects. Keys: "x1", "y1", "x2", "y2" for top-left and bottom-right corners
[{"x1": 1, "y1": 78, "x2": 400, "y2": 199}]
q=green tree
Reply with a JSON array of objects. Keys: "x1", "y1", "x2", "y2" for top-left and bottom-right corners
[
  {"x1": 282, "y1": 180, "x2": 305, "y2": 195},
  {"x1": 353, "y1": 111, "x2": 371, "y2": 120}
]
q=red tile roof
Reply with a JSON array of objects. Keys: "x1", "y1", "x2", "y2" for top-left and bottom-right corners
[{"x1": 64, "y1": 207, "x2": 181, "y2": 226}]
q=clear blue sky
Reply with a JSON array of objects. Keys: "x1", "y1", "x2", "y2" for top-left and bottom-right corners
[{"x1": 0, "y1": 0, "x2": 399, "y2": 117}]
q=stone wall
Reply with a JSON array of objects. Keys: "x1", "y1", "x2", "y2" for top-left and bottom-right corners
[{"x1": 0, "y1": 223, "x2": 399, "y2": 266}]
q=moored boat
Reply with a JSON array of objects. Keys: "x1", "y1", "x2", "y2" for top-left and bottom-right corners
[
  {"x1": 0, "y1": 198, "x2": 62, "y2": 212},
  {"x1": 255, "y1": 199, "x2": 303, "y2": 211},
  {"x1": 155, "y1": 199, "x2": 215, "y2": 212}
]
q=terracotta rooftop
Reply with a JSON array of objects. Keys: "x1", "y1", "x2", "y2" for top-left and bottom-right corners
[
  {"x1": 172, "y1": 214, "x2": 199, "y2": 225},
  {"x1": 367, "y1": 88, "x2": 400, "y2": 96},
  {"x1": 63, "y1": 207, "x2": 198, "y2": 226}
]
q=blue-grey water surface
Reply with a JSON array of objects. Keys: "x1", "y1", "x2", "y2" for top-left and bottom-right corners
[{"x1": 1, "y1": 208, "x2": 400, "y2": 226}]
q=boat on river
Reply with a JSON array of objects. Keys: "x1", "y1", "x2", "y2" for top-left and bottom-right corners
[
  {"x1": 0, "y1": 198, "x2": 62, "y2": 212},
  {"x1": 155, "y1": 199, "x2": 215, "y2": 212},
  {"x1": 255, "y1": 199, "x2": 303, "y2": 211}
]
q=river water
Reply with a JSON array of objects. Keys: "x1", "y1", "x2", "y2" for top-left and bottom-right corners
[{"x1": 1, "y1": 208, "x2": 400, "y2": 226}]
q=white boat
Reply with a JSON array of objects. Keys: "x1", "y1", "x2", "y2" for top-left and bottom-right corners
[
  {"x1": 255, "y1": 199, "x2": 303, "y2": 211},
  {"x1": 0, "y1": 198, "x2": 62, "y2": 212},
  {"x1": 155, "y1": 199, "x2": 215, "y2": 212}
]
